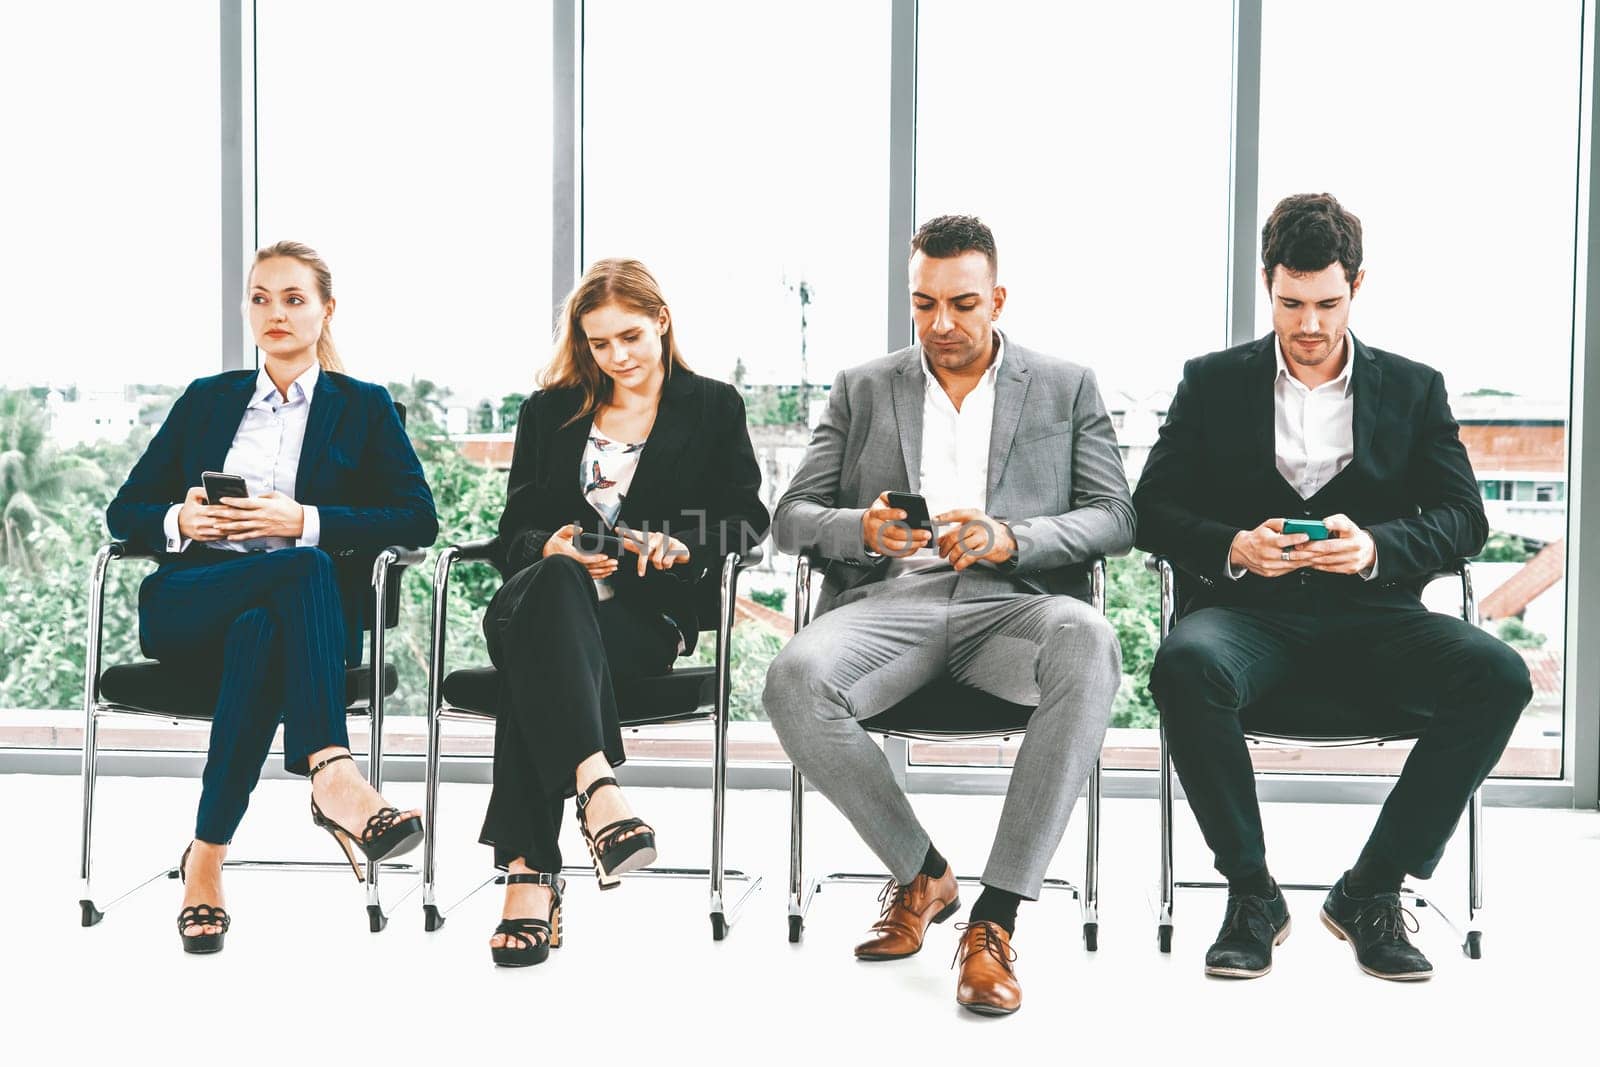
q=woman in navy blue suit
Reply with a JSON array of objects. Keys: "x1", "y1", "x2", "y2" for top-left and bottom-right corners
[{"x1": 106, "y1": 241, "x2": 438, "y2": 953}]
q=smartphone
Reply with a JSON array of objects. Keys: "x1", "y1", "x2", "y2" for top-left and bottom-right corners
[
  {"x1": 1282, "y1": 518, "x2": 1332, "y2": 540},
  {"x1": 201, "y1": 471, "x2": 250, "y2": 506},
  {"x1": 572, "y1": 528, "x2": 627, "y2": 559},
  {"x1": 885, "y1": 491, "x2": 935, "y2": 537}
]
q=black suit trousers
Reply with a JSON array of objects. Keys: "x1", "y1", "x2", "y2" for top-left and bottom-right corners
[
  {"x1": 479, "y1": 554, "x2": 678, "y2": 871},
  {"x1": 138, "y1": 547, "x2": 352, "y2": 845},
  {"x1": 1148, "y1": 597, "x2": 1532, "y2": 881}
]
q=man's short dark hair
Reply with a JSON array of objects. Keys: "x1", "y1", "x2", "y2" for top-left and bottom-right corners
[
  {"x1": 1261, "y1": 193, "x2": 1363, "y2": 288},
  {"x1": 911, "y1": 214, "x2": 998, "y2": 277}
]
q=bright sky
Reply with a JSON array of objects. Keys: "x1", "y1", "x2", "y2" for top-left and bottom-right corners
[{"x1": 0, "y1": 1, "x2": 1584, "y2": 409}]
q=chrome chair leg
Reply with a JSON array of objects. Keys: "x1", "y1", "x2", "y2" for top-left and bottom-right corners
[
  {"x1": 422, "y1": 701, "x2": 446, "y2": 931},
  {"x1": 78, "y1": 708, "x2": 103, "y2": 927},
  {"x1": 1465, "y1": 785, "x2": 1484, "y2": 958},
  {"x1": 1082, "y1": 758, "x2": 1101, "y2": 951},
  {"x1": 787, "y1": 765, "x2": 815, "y2": 943}
]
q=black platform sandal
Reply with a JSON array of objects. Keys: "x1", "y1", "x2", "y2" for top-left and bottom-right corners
[
  {"x1": 491, "y1": 872, "x2": 565, "y2": 968},
  {"x1": 176, "y1": 842, "x2": 230, "y2": 955},
  {"x1": 574, "y1": 776, "x2": 657, "y2": 890},
  {"x1": 307, "y1": 753, "x2": 424, "y2": 880}
]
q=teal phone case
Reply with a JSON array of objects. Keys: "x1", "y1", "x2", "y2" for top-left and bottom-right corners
[{"x1": 1282, "y1": 519, "x2": 1331, "y2": 540}]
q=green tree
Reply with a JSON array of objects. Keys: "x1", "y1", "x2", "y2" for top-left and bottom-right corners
[
  {"x1": 385, "y1": 378, "x2": 452, "y2": 436},
  {"x1": 1476, "y1": 531, "x2": 1534, "y2": 563},
  {"x1": 498, "y1": 392, "x2": 527, "y2": 431},
  {"x1": 473, "y1": 399, "x2": 495, "y2": 433},
  {"x1": 1106, "y1": 554, "x2": 1161, "y2": 728},
  {"x1": 0, "y1": 391, "x2": 105, "y2": 572},
  {"x1": 1496, "y1": 616, "x2": 1546, "y2": 649}
]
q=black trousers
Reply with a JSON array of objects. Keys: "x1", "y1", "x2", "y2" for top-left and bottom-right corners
[
  {"x1": 1148, "y1": 598, "x2": 1532, "y2": 882},
  {"x1": 138, "y1": 548, "x2": 352, "y2": 845},
  {"x1": 480, "y1": 554, "x2": 679, "y2": 871}
]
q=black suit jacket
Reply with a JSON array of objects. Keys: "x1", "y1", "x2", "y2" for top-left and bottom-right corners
[
  {"x1": 493, "y1": 369, "x2": 770, "y2": 654},
  {"x1": 106, "y1": 369, "x2": 439, "y2": 661},
  {"x1": 1132, "y1": 333, "x2": 1487, "y2": 611}
]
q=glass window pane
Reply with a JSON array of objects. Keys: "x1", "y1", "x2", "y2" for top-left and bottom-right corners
[
  {"x1": 1258, "y1": 0, "x2": 1582, "y2": 777},
  {"x1": 915, "y1": 0, "x2": 1234, "y2": 765},
  {"x1": 584, "y1": 0, "x2": 892, "y2": 731},
  {"x1": 0, "y1": 3, "x2": 220, "y2": 742},
  {"x1": 257, "y1": 1, "x2": 552, "y2": 741}
]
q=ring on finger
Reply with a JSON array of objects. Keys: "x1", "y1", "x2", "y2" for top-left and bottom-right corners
[{"x1": 1281, "y1": 547, "x2": 1291, "y2": 561}]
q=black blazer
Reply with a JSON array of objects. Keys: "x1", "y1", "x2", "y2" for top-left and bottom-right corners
[
  {"x1": 106, "y1": 369, "x2": 439, "y2": 660},
  {"x1": 1132, "y1": 333, "x2": 1487, "y2": 611},
  {"x1": 493, "y1": 369, "x2": 770, "y2": 654}
]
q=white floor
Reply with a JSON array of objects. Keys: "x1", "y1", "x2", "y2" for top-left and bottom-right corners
[{"x1": 4, "y1": 771, "x2": 1598, "y2": 1062}]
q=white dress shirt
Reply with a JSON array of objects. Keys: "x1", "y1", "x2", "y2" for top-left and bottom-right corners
[
  {"x1": 1273, "y1": 334, "x2": 1355, "y2": 498},
  {"x1": 163, "y1": 363, "x2": 323, "y2": 553},
  {"x1": 886, "y1": 333, "x2": 1005, "y2": 579},
  {"x1": 1227, "y1": 332, "x2": 1376, "y2": 579}
]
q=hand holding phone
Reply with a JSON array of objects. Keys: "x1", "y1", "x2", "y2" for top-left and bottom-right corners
[
  {"x1": 201, "y1": 471, "x2": 250, "y2": 506},
  {"x1": 1281, "y1": 518, "x2": 1331, "y2": 541},
  {"x1": 864, "y1": 491, "x2": 933, "y2": 557}
]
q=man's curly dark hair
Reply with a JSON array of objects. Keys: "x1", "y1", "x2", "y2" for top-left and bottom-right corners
[{"x1": 1261, "y1": 193, "x2": 1363, "y2": 288}]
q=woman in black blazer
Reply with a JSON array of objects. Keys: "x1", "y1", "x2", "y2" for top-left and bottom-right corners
[
  {"x1": 106, "y1": 241, "x2": 438, "y2": 954},
  {"x1": 483, "y1": 258, "x2": 768, "y2": 966}
]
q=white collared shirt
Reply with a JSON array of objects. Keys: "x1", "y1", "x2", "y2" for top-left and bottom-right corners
[
  {"x1": 886, "y1": 333, "x2": 1005, "y2": 578},
  {"x1": 1274, "y1": 332, "x2": 1355, "y2": 499},
  {"x1": 162, "y1": 364, "x2": 323, "y2": 553}
]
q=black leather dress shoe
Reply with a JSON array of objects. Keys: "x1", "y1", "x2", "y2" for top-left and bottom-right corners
[
  {"x1": 1320, "y1": 875, "x2": 1433, "y2": 981},
  {"x1": 1205, "y1": 888, "x2": 1291, "y2": 978}
]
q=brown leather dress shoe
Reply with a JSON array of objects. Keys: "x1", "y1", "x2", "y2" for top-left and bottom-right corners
[
  {"x1": 953, "y1": 921, "x2": 1021, "y2": 1016},
  {"x1": 853, "y1": 868, "x2": 961, "y2": 960}
]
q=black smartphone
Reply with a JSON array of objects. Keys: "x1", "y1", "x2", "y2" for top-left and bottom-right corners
[
  {"x1": 885, "y1": 491, "x2": 935, "y2": 537},
  {"x1": 572, "y1": 528, "x2": 627, "y2": 559},
  {"x1": 201, "y1": 471, "x2": 250, "y2": 506}
]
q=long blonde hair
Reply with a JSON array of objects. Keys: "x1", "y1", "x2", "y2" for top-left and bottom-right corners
[
  {"x1": 542, "y1": 258, "x2": 691, "y2": 424},
  {"x1": 251, "y1": 240, "x2": 345, "y2": 372}
]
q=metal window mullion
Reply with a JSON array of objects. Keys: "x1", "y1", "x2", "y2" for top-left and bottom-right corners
[
  {"x1": 553, "y1": 0, "x2": 581, "y2": 329},
  {"x1": 1225, "y1": 0, "x2": 1262, "y2": 346},
  {"x1": 886, "y1": 0, "x2": 917, "y2": 352},
  {"x1": 1567, "y1": 0, "x2": 1600, "y2": 809},
  {"x1": 220, "y1": 0, "x2": 254, "y2": 370}
]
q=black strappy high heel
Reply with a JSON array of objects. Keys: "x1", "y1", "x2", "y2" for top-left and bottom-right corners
[
  {"x1": 574, "y1": 776, "x2": 657, "y2": 890},
  {"x1": 307, "y1": 753, "x2": 424, "y2": 881},
  {"x1": 176, "y1": 841, "x2": 230, "y2": 955},
  {"x1": 490, "y1": 872, "x2": 566, "y2": 968}
]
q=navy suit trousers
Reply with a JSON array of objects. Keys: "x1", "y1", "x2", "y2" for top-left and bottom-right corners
[{"x1": 139, "y1": 547, "x2": 352, "y2": 844}]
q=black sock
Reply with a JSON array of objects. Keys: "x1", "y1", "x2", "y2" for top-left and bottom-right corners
[
  {"x1": 1227, "y1": 868, "x2": 1276, "y2": 899},
  {"x1": 969, "y1": 885, "x2": 1022, "y2": 935},
  {"x1": 919, "y1": 842, "x2": 948, "y2": 880},
  {"x1": 1345, "y1": 851, "x2": 1405, "y2": 898}
]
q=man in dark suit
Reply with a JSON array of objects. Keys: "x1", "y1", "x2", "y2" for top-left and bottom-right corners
[{"x1": 1134, "y1": 193, "x2": 1532, "y2": 982}]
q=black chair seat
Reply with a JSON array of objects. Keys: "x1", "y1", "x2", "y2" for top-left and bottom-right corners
[
  {"x1": 857, "y1": 680, "x2": 1431, "y2": 746},
  {"x1": 1240, "y1": 687, "x2": 1432, "y2": 745},
  {"x1": 865, "y1": 679, "x2": 1035, "y2": 739},
  {"x1": 100, "y1": 661, "x2": 397, "y2": 720},
  {"x1": 441, "y1": 665, "x2": 718, "y2": 728}
]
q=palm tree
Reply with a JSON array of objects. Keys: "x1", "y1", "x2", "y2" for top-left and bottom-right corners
[{"x1": 0, "y1": 390, "x2": 104, "y2": 572}]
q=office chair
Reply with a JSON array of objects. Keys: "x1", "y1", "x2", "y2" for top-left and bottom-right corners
[
  {"x1": 1150, "y1": 556, "x2": 1486, "y2": 959},
  {"x1": 785, "y1": 553, "x2": 1106, "y2": 950},
  {"x1": 78, "y1": 540, "x2": 423, "y2": 932},
  {"x1": 420, "y1": 538, "x2": 764, "y2": 940}
]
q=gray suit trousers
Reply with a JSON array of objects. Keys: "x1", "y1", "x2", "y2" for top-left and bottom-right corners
[{"x1": 762, "y1": 570, "x2": 1119, "y2": 898}]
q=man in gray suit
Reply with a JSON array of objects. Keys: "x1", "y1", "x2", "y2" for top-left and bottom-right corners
[{"x1": 764, "y1": 215, "x2": 1133, "y2": 1016}]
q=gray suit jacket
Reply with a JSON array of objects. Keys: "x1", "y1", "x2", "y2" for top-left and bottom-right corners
[{"x1": 774, "y1": 335, "x2": 1136, "y2": 613}]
